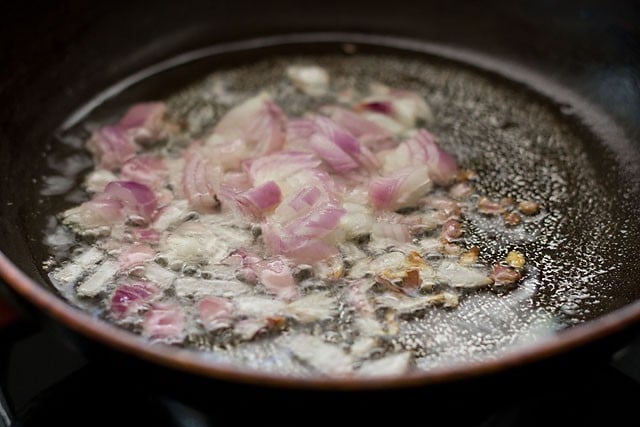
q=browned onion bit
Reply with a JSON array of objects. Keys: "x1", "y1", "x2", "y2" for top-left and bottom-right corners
[
  {"x1": 459, "y1": 246, "x2": 480, "y2": 264},
  {"x1": 477, "y1": 197, "x2": 505, "y2": 215},
  {"x1": 441, "y1": 219, "x2": 462, "y2": 241},
  {"x1": 500, "y1": 197, "x2": 514, "y2": 208},
  {"x1": 442, "y1": 243, "x2": 462, "y2": 255},
  {"x1": 421, "y1": 196, "x2": 461, "y2": 220},
  {"x1": 490, "y1": 264, "x2": 522, "y2": 287},
  {"x1": 518, "y1": 200, "x2": 540, "y2": 216},
  {"x1": 456, "y1": 168, "x2": 478, "y2": 182},
  {"x1": 449, "y1": 182, "x2": 473, "y2": 200},
  {"x1": 407, "y1": 251, "x2": 427, "y2": 267},
  {"x1": 505, "y1": 251, "x2": 525, "y2": 269},
  {"x1": 377, "y1": 268, "x2": 421, "y2": 295},
  {"x1": 503, "y1": 211, "x2": 522, "y2": 226}
]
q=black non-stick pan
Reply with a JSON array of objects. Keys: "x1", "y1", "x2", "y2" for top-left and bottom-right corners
[{"x1": 1, "y1": 0, "x2": 640, "y2": 396}]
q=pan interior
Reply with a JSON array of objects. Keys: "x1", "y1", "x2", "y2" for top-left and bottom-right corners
[{"x1": 30, "y1": 40, "x2": 640, "y2": 376}]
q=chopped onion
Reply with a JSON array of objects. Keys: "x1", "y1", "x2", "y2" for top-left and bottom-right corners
[
  {"x1": 383, "y1": 129, "x2": 458, "y2": 186},
  {"x1": 103, "y1": 181, "x2": 158, "y2": 221},
  {"x1": 118, "y1": 102, "x2": 167, "y2": 144},
  {"x1": 257, "y1": 259, "x2": 298, "y2": 301},
  {"x1": 436, "y1": 261, "x2": 492, "y2": 289},
  {"x1": 62, "y1": 197, "x2": 123, "y2": 231},
  {"x1": 356, "y1": 84, "x2": 433, "y2": 128},
  {"x1": 247, "y1": 151, "x2": 322, "y2": 187},
  {"x1": 371, "y1": 222, "x2": 411, "y2": 243},
  {"x1": 490, "y1": 264, "x2": 522, "y2": 286},
  {"x1": 175, "y1": 277, "x2": 251, "y2": 299},
  {"x1": 118, "y1": 243, "x2": 155, "y2": 272},
  {"x1": 338, "y1": 201, "x2": 375, "y2": 239},
  {"x1": 86, "y1": 103, "x2": 166, "y2": 170},
  {"x1": 368, "y1": 166, "x2": 432, "y2": 211},
  {"x1": 374, "y1": 291, "x2": 453, "y2": 314},
  {"x1": 441, "y1": 219, "x2": 462, "y2": 242},
  {"x1": 357, "y1": 352, "x2": 412, "y2": 377},
  {"x1": 221, "y1": 171, "x2": 252, "y2": 193},
  {"x1": 132, "y1": 228, "x2": 161, "y2": 244},
  {"x1": 210, "y1": 93, "x2": 287, "y2": 157},
  {"x1": 321, "y1": 106, "x2": 395, "y2": 152},
  {"x1": 287, "y1": 291, "x2": 336, "y2": 322},
  {"x1": 182, "y1": 150, "x2": 221, "y2": 213},
  {"x1": 110, "y1": 281, "x2": 159, "y2": 319},
  {"x1": 121, "y1": 156, "x2": 168, "y2": 190},
  {"x1": 223, "y1": 180, "x2": 282, "y2": 219},
  {"x1": 286, "y1": 65, "x2": 330, "y2": 96},
  {"x1": 420, "y1": 195, "x2": 461, "y2": 222},
  {"x1": 288, "y1": 117, "x2": 378, "y2": 173},
  {"x1": 87, "y1": 126, "x2": 136, "y2": 170},
  {"x1": 76, "y1": 260, "x2": 119, "y2": 297},
  {"x1": 84, "y1": 169, "x2": 118, "y2": 193},
  {"x1": 143, "y1": 303, "x2": 185, "y2": 343},
  {"x1": 286, "y1": 335, "x2": 353, "y2": 375},
  {"x1": 347, "y1": 279, "x2": 374, "y2": 312},
  {"x1": 198, "y1": 296, "x2": 235, "y2": 331},
  {"x1": 477, "y1": 197, "x2": 505, "y2": 215}
]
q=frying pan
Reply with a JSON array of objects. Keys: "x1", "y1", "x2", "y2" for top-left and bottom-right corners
[{"x1": 1, "y1": 0, "x2": 640, "y2": 398}]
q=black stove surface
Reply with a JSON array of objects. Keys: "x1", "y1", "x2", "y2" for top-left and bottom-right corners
[{"x1": 3, "y1": 326, "x2": 640, "y2": 427}]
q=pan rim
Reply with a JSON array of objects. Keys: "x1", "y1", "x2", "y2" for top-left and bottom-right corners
[{"x1": 2, "y1": 31, "x2": 638, "y2": 390}]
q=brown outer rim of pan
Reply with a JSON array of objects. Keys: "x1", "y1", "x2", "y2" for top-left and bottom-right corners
[
  {"x1": 3, "y1": 250, "x2": 640, "y2": 390},
  {"x1": 3, "y1": 33, "x2": 639, "y2": 390}
]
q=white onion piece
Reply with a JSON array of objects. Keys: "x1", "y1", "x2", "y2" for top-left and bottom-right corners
[
  {"x1": 76, "y1": 260, "x2": 119, "y2": 297},
  {"x1": 51, "y1": 248, "x2": 104, "y2": 286},
  {"x1": 287, "y1": 291, "x2": 336, "y2": 322},
  {"x1": 220, "y1": 171, "x2": 252, "y2": 193},
  {"x1": 371, "y1": 222, "x2": 411, "y2": 243},
  {"x1": 151, "y1": 199, "x2": 190, "y2": 232},
  {"x1": 174, "y1": 277, "x2": 250, "y2": 299},
  {"x1": 234, "y1": 295, "x2": 287, "y2": 318},
  {"x1": 142, "y1": 263, "x2": 177, "y2": 290},
  {"x1": 62, "y1": 197, "x2": 123, "y2": 232},
  {"x1": 286, "y1": 65, "x2": 330, "y2": 96},
  {"x1": 203, "y1": 137, "x2": 251, "y2": 171},
  {"x1": 338, "y1": 202, "x2": 374, "y2": 239},
  {"x1": 161, "y1": 221, "x2": 251, "y2": 266},
  {"x1": 84, "y1": 169, "x2": 118, "y2": 193},
  {"x1": 286, "y1": 335, "x2": 353, "y2": 376},
  {"x1": 357, "y1": 352, "x2": 412, "y2": 377},
  {"x1": 436, "y1": 261, "x2": 492, "y2": 288},
  {"x1": 374, "y1": 291, "x2": 455, "y2": 314},
  {"x1": 234, "y1": 318, "x2": 269, "y2": 340}
]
